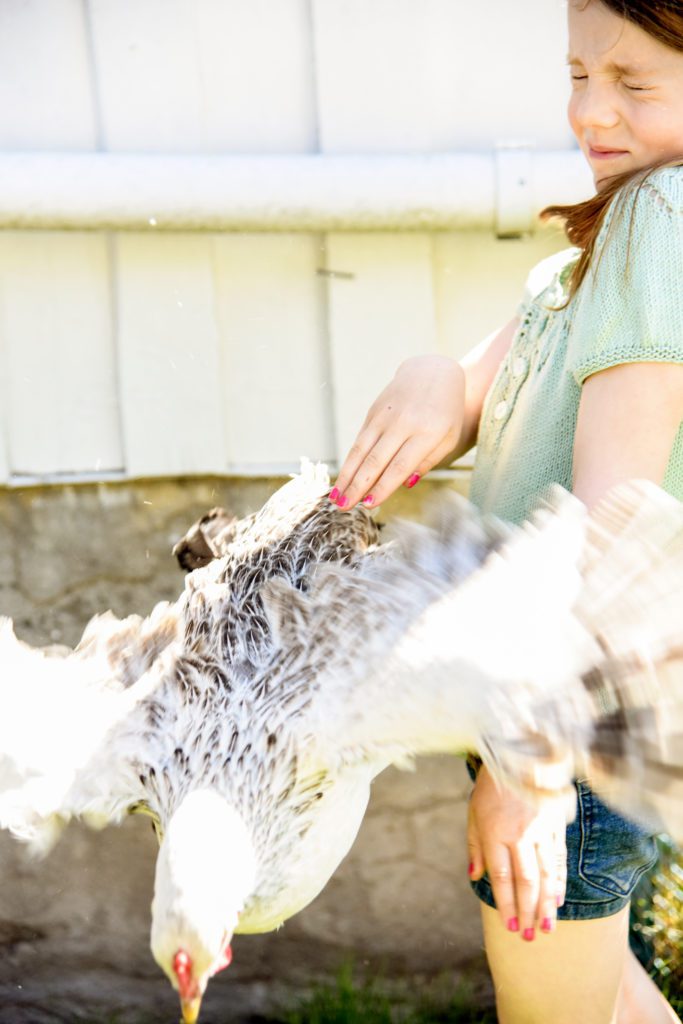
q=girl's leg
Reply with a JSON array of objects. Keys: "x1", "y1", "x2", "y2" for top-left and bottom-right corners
[
  {"x1": 617, "y1": 949, "x2": 681, "y2": 1024},
  {"x1": 481, "y1": 905, "x2": 681, "y2": 1024},
  {"x1": 481, "y1": 902, "x2": 629, "y2": 1024}
]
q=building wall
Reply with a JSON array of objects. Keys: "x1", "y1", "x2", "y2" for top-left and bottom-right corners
[{"x1": 0, "y1": 0, "x2": 575, "y2": 483}]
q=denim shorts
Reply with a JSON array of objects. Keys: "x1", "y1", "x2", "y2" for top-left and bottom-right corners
[{"x1": 468, "y1": 776, "x2": 658, "y2": 920}]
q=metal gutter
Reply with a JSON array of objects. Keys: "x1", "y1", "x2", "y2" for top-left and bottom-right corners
[{"x1": 0, "y1": 148, "x2": 593, "y2": 235}]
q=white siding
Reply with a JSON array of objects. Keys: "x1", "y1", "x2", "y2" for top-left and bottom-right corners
[
  {"x1": 213, "y1": 234, "x2": 335, "y2": 470},
  {"x1": 113, "y1": 233, "x2": 337, "y2": 476},
  {"x1": 0, "y1": 2, "x2": 574, "y2": 483},
  {"x1": 313, "y1": 0, "x2": 572, "y2": 153},
  {"x1": 0, "y1": 382, "x2": 8, "y2": 484},
  {"x1": 0, "y1": 0, "x2": 97, "y2": 151},
  {"x1": 0, "y1": 233, "x2": 122, "y2": 476},
  {"x1": 325, "y1": 234, "x2": 438, "y2": 462},
  {"x1": 89, "y1": 0, "x2": 317, "y2": 153},
  {"x1": 433, "y1": 229, "x2": 570, "y2": 359},
  {"x1": 115, "y1": 234, "x2": 227, "y2": 477}
]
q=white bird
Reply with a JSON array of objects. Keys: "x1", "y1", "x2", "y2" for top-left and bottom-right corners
[{"x1": 0, "y1": 461, "x2": 681, "y2": 1024}]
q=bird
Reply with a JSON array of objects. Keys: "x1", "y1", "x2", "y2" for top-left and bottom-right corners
[{"x1": 0, "y1": 460, "x2": 681, "y2": 1024}]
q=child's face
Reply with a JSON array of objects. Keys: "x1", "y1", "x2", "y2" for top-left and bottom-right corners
[{"x1": 567, "y1": 0, "x2": 683, "y2": 188}]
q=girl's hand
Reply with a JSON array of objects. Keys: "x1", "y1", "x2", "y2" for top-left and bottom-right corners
[
  {"x1": 467, "y1": 765, "x2": 567, "y2": 941},
  {"x1": 332, "y1": 355, "x2": 466, "y2": 510}
]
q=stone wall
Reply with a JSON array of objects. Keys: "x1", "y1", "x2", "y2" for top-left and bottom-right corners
[{"x1": 0, "y1": 477, "x2": 490, "y2": 1023}]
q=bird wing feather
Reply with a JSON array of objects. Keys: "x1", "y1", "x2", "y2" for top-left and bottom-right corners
[
  {"x1": 263, "y1": 483, "x2": 683, "y2": 837},
  {"x1": 0, "y1": 603, "x2": 181, "y2": 850},
  {"x1": 571, "y1": 480, "x2": 683, "y2": 833},
  {"x1": 262, "y1": 489, "x2": 595, "y2": 786}
]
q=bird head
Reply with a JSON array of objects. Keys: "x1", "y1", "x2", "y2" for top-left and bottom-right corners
[
  {"x1": 150, "y1": 789, "x2": 257, "y2": 1023},
  {"x1": 170, "y1": 943, "x2": 233, "y2": 1023}
]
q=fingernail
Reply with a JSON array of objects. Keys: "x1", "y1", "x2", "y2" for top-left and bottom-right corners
[
  {"x1": 337, "y1": 495, "x2": 348, "y2": 508},
  {"x1": 556, "y1": 895, "x2": 563, "y2": 907},
  {"x1": 468, "y1": 861, "x2": 474, "y2": 877},
  {"x1": 362, "y1": 495, "x2": 374, "y2": 507},
  {"x1": 507, "y1": 917, "x2": 519, "y2": 933},
  {"x1": 329, "y1": 487, "x2": 339, "y2": 502},
  {"x1": 405, "y1": 473, "x2": 421, "y2": 489},
  {"x1": 541, "y1": 917, "x2": 553, "y2": 933},
  {"x1": 523, "y1": 928, "x2": 535, "y2": 942}
]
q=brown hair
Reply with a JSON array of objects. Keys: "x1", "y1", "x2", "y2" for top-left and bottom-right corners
[{"x1": 541, "y1": 0, "x2": 683, "y2": 301}]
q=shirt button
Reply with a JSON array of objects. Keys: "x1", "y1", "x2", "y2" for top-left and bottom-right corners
[
  {"x1": 512, "y1": 356, "x2": 528, "y2": 378},
  {"x1": 494, "y1": 400, "x2": 509, "y2": 420}
]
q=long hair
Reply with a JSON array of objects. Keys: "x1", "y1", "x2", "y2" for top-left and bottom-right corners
[{"x1": 541, "y1": 0, "x2": 683, "y2": 301}]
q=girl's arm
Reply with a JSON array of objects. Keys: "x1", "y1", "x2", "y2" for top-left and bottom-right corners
[
  {"x1": 333, "y1": 316, "x2": 519, "y2": 509},
  {"x1": 572, "y1": 360, "x2": 683, "y2": 506}
]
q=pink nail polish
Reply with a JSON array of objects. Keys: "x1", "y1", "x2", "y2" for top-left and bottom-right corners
[
  {"x1": 405, "y1": 473, "x2": 421, "y2": 489},
  {"x1": 556, "y1": 895, "x2": 563, "y2": 907},
  {"x1": 541, "y1": 917, "x2": 553, "y2": 933},
  {"x1": 362, "y1": 495, "x2": 374, "y2": 507},
  {"x1": 329, "y1": 487, "x2": 339, "y2": 502},
  {"x1": 468, "y1": 862, "x2": 474, "y2": 877},
  {"x1": 337, "y1": 495, "x2": 348, "y2": 508},
  {"x1": 507, "y1": 917, "x2": 519, "y2": 933},
  {"x1": 523, "y1": 928, "x2": 535, "y2": 942}
]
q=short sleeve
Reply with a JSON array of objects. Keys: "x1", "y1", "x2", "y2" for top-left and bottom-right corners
[{"x1": 569, "y1": 167, "x2": 683, "y2": 386}]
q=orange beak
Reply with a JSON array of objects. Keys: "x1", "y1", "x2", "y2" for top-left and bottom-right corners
[{"x1": 180, "y1": 994, "x2": 203, "y2": 1024}]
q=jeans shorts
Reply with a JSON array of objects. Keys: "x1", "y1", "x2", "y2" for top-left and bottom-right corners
[{"x1": 468, "y1": 775, "x2": 658, "y2": 920}]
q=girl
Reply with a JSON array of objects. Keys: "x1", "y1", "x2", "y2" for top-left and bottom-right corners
[{"x1": 331, "y1": 2, "x2": 683, "y2": 1022}]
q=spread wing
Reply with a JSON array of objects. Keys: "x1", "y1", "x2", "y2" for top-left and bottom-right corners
[
  {"x1": 0, "y1": 602, "x2": 181, "y2": 850},
  {"x1": 572, "y1": 482, "x2": 683, "y2": 832},
  {"x1": 263, "y1": 482, "x2": 683, "y2": 836}
]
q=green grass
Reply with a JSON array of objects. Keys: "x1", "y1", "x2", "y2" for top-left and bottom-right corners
[
  {"x1": 282, "y1": 965, "x2": 496, "y2": 1024},
  {"x1": 283, "y1": 968, "x2": 392, "y2": 1024},
  {"x1": 76, "y1": 1016, "x2": 159, "y2": 1024},
  {"x1": 660, "y1": 979, "x2": 683, "y2": 1020}
]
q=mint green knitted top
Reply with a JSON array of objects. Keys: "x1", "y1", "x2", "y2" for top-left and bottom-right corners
[{"x1": 469, "y1": 166, "x2": 683, "y2": 524}]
